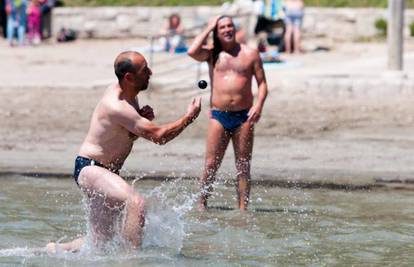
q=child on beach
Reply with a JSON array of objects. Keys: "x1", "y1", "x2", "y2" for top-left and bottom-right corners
[{"x1": 27, "y1": 0, "x2": 41, "y2": 45}]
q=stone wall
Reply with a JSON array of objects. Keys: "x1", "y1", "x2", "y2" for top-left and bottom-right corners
[
  {"x1": 52, "y1": 6, "x2": 414, "y2": 41},
  {"x1": 303, "y1": 8, "x2": 414, "y2": 41},
  {"x1": 52, "y1": 6, "x2": 223, "y2": 39}
]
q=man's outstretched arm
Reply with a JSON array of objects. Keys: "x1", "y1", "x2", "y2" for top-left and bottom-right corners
[{"x1": 116, "y1": 97, "x2": 201, "y2": 145}]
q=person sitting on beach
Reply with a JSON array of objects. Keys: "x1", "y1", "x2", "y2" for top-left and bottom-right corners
[
  {"x1": 159, "y1": 13, "x2": 187, "y2": 54},
  {"x1": 283, "y1": 0, "x2": 305, "y2": 54},
  {"x1": 46, "y1": 51, "x2": 201, "y2": 253},
  {"x1": 188, "y1": 16, "x2": 268, "y2": 211}
]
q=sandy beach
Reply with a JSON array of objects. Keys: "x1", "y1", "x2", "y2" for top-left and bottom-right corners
[{"x1": 1, "y1": 37, "x2": 414, "y2": 189}]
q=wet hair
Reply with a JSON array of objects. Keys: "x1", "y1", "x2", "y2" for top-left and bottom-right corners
[
  {"x1": 114, "y1": 52, "x2": 138, "y2": 82},
  {"x1": 212, "y1": 15, "x2": 233, "y2": 67}
]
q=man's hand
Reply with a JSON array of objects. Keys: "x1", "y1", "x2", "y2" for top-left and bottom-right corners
[
  {"x1": 247, "y1": 104, "x2": 262, "y2": 125},
  {"x1": 186, "y1": 97, "x2": 202, "y2": 123},
  {"x1": 207, "y1": 16, "x2": 221, "y2": 32},
  {"x1": 139, "y1": 105, "x2": 155, "y2": 121}
]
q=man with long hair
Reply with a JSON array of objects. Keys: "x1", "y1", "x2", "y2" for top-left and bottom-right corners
[{"x1": 188, "y1": 16, "x2": 268, "y2": 211}]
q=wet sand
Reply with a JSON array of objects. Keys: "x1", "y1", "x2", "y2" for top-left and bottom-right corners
[{"x1": 1, "y1": 37, "x2": 414, "y2": 189}]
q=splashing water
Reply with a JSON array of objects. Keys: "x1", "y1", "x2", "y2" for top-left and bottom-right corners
[
  {"x1": 142, "y1": 178, "x2": 199, "y2": 252},
  {"x1": 58, "y1": 177, "x2": 201, "y2": 257},
  {"x1": 0, "y1": 177, "x2": 199, "y2": 262},
  {"x1": 6, "y1": 175, "x2": 414, "y2": 266}
]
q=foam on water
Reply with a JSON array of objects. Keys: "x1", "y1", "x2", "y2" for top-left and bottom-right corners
[{"x1": 0, "y1": 247, "x2": 45, "y2": 257}]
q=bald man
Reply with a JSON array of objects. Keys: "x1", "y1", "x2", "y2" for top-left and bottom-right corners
[{"x1": 46, "y1": 51, "x2": 201, "y2": 253}]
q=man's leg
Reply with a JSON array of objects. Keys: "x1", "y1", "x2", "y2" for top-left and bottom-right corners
[
  {"x1": 199, "y1": 119, "x2": 231, "y2": 210},
  {"x1": 284, "y1": 24, "x2": 293, "y2": 54},
  {"x1": 6, "y1": 17, "x2": 13, "y2": 45},
  {"x1": 78, "y1": 166, "x2": 145, "y2": 249},
  {"x1": 293, "y1": 26, "x2": 302, "y2": 54},
  {"x1": 121, "y1": 191, "x2": 145, "y2": 248},
  {"x1": 232, "y1": 123, "x2": 254, "y2": 210},
  {"x1": 17, "y1": 24, "x2": 25, "y2": 46}
]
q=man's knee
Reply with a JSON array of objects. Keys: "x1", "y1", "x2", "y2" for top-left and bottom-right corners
[
  {"x1": 127, "y1": 194, "x2": 145, "y2": 226},
  {"x1": 127, "y1": 193, "x2": 145, "y2": 207},
  {"x1": 235, "y1": 158, "x2": 251, "y2": 174},
  {"x1": 205, "y1": 156, "x2": 221, "y2": 173},
  {"x1": 127, "y1": 194, "x2": 145, "y2": 216}
]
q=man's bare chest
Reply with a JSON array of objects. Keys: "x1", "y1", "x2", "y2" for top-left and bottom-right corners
[{"x1": 215, "y1": 53, "x2": 253, "y2": 74}]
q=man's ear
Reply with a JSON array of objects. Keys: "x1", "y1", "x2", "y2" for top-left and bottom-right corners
[{"x1": 124, "y1": 72, "x2": 133, "y2": 82}]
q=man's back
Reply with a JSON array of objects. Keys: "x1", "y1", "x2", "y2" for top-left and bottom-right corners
[{"x1": 79, "y1": 86, "x2": 136, "y2": 169}]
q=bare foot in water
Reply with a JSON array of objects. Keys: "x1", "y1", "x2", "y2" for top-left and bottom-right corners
[
  {"x1": 198, "y1": 202, "x2": 208, "y2": 212},
  {"x1": 46, "y1": 238, "x2": 84, "y2": 254},
  {"x1": 46, "y1": 242, "x2": 58, "y2": 254}
]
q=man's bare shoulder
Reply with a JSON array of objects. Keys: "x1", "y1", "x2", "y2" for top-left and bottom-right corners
[
  {"x1": 241, "y1": 44, "x2": 260, "y2": 59},
  {"x1": 99, "y1": 85, "x2": 128, "y2": 116}
]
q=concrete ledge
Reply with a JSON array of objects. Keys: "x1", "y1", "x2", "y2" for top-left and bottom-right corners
[{"x1": 51, "y1": 6, "x2": 414, "y2": 40}]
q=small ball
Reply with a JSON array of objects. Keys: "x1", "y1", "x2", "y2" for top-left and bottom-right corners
[{"x1": 198, "y1": 80, "x2": 208, "y2": 89}]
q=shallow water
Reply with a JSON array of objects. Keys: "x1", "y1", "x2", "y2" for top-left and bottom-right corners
[{"x1": 1, "y1": 175, "x2": 414, "y2": 266}]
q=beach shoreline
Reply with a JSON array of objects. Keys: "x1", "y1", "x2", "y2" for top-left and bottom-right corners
[{"x1": 1, "y1": 38, "x2": 414, "y2": 189}]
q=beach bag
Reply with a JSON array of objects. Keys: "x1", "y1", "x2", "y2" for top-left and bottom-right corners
[{"x1": 57, "y1": 27, "x2": 76, "y2": 42}]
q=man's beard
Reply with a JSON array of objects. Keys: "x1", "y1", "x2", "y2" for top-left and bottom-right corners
[{"x1": 136, "y1": 82, "x2": 149, "y2": 92}]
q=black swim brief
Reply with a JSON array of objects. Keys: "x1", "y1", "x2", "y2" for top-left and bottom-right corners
[{"x1": 73, "y1": 156, "x2": 118, "y2": 186}]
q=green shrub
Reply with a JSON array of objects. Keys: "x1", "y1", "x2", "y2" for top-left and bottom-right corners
[
  {"x1": 375, "y1": 18, "x2": 387, "y2": 36},
  {"x1": 410, "y1": 22, "x2": 414, "y2": 37},
  {"x1": 304, "y1": 0, "x2": 414, "y2": 8}
]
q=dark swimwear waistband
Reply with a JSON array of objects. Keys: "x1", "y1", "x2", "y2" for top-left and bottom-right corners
[{"x1": 73, "y1": 156, "x2": 119, "y2": 186}]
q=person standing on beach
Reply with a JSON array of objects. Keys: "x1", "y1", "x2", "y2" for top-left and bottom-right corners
[
  {"x1": 5, "y1": 0, "x2": 27, "y2": 46},
  {"x1": 27, "y1": 0, "x2": 41, "y2": 45},
  {"x1": 46, "y1": 51, "x2": 201, "y2": 253},
  {"x1": 188, "y1": 16, "x2": 268, "y2": 211},
  {"x1": 283, "y1": 0, "x2": 305, "y2": 54}
]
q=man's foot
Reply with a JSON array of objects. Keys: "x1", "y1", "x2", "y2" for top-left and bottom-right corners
[
  {"x1": 45, "y1": 238, "x2": 84, "y2": 254},
  {"x1": 198, "y1": 204, "x2": 207, "y2": 212},
  {"x1": 198, "y1": 200, "x2": 208, "y2": 211},
  {"x1": 45, "y1": 242, "x2": 58, "y2": 254},
  {"x1": 239, "y1": 204, "x2": 247, "y2": 211}
]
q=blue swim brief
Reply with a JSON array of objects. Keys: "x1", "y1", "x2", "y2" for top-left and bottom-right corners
[
  {"x1": 73, "y1": 156, "x2": 118, "y2": 186},
  {"x1": 211, "y1": 109, "x2": 249, "y2": 133},
  {"x1": 284, "y1": 9, "x2": 304, "y2": 27}
]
